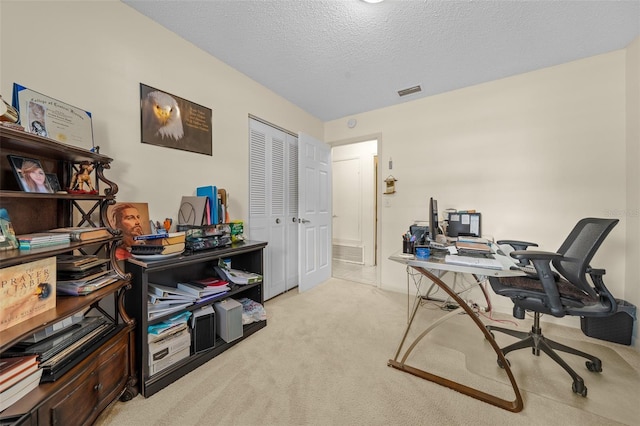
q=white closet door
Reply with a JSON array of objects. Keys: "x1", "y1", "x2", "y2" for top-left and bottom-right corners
[
  {"x1": 249, "y1": 119, "x2": 298, "y2": 300},
  {"x1": 285, "y1": 135, "x2": 299, "y2": 290}
]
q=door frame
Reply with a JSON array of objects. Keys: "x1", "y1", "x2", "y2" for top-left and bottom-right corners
[{"x1": 328, "y1": 134, "x2": 382, "y2": 286}]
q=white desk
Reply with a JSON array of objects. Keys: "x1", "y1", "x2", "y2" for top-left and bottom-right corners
[{"x1": 388, "y1": 248, "x2": 526, "y2": 412}]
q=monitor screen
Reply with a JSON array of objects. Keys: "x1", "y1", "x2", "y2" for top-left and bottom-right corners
[{"x1": 429, "y1": 197, "x2": 439, "y2": 241}]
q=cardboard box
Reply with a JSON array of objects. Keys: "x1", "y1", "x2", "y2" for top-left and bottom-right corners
[
  {"x1": 148, "y1": 347, "x2": 190, "y2": 375},
  {"x1": 1, "y1": 257, "x2": 56, "y2": 332},
  {"x1": 214, "y1": 298, "x2": 243, "y2": 343},
  {"x1": 148, "y1": 325, "x2": 191, "y2": 367}
]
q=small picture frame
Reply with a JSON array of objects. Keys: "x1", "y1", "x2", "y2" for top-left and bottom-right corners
[
  {"x1": 46, "y1": 173, "x2": 62, "y2": 193},
  {"x1": 7, "y1": 155, "x2": 54, "y2": 193}
]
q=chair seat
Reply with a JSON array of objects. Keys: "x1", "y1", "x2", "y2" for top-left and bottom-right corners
[{"x1": 491, "y1": 275, "x2": 596, "y2": 307}]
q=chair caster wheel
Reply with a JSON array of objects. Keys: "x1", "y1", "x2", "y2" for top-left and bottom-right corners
[
  {"x1": 497, "y1": 357, "x2": 510, "y2": 369},
  {"x1": 586, "y1": 360, "x2": 602, "y2": 372},
  {"x1": 572, "y1": 381, "x2": 587, "y2": 397}
]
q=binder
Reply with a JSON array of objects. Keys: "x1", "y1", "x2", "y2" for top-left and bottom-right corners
[{"x1": 196, "y1": 186, "x2": 218, "y2": 224}]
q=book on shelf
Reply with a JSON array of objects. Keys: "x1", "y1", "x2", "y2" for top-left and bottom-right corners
[
  {"x1": 56, "y1": 254, "x2": 100, "y2": 267},
  {"x1": 0, "y1": 367, "x2": 42, "y2": 412},
  {"x1": 148, "y1": 301, "x2": 193, "y2": 314},
  {"x1": 1, "y1": 257, "x2": 57, "y2": 333},
  {"x1": 49, "y1": 226, "x2": 111, "y2": 242},
  {"x1": 148, "y1": 283, "x2": 197, "y2": 300},
  {"x1": 18, "y1": 232, "x2": 70, "y2": 249},
  {"x1": 176, "y1": 282, "x2": 230, "y2": 296},
  {"x1": 135, "y1": 231, "x2": 186, "y2": 246},
  {"x1": 196, "y1": 186, "x2": 218, "y2": 225},
  {"x1": 190, "y1": 277, "x2": 230, "y2": 288},
  {"x1": 56, "y1": 272, "x2": 119, "y2": 296},
  {"x1": 129, "y1": 242, "x2": 185, "y2": 256},
  {"x1": 148, "y1": 293, "x2": 194, "y2": 304},
  {"x1": 0, "y1": 208, "x2": 19, "y2": 251},
  {"x1": 56, "y1": 256, "x2": 110, "y2": 272},
  {"x1": 132, "y1": 231, "x2": 168, "y2": 241},
  {"x1": 148, "y1": 305, "x2": 192, "y2": 320},
  {"x1": 0, "y1": 355, "x2": 38, "y2": 391},
  {"x1": 57, "y1": 265, "x2": 108, "y2": 281}
]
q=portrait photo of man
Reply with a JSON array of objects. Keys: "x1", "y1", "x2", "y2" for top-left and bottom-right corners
[{"x1": 107, "y1": 202, "x2": 151, "y2": 260}]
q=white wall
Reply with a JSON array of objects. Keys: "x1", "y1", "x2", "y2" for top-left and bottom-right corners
[
  {"x1": 0, "y1": 1, "x2": 323, "y2": 226},
  {"x1": 625, "y1": 37, "x2": 640, "y2": 344},
  {"x1": 326, "y1": 49, "x2": 633, "y2": 334}
]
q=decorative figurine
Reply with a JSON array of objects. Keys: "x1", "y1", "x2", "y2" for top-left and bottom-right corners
[{"x1": 69, "y1": 162, "x2": 98, "y2": 194}]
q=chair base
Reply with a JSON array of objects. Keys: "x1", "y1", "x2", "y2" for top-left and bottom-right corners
[{"x1": 486, "y1": 313, "x2": 602, "y2": 397}]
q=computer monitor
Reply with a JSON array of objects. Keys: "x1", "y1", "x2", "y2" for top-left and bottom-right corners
[{"x1": 429, "y1": 197, "x2": 439, "y2": 242}]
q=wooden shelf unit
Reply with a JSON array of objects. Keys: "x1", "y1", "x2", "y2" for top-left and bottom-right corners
[
  {"x1": 124, "y1": 240, "x2": 267, "y2": 398},
  {"x1": 0, "y1": 127, "x2": 136, "y2": 425}
]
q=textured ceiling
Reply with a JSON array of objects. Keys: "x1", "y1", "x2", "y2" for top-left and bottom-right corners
[{"x1": 123, "y1": 0, "x2": 640, "y2": 122}]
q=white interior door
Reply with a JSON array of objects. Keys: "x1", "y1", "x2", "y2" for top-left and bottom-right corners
[{"x1": 298, "y1": 133, "x2": 332, "y2": 292}]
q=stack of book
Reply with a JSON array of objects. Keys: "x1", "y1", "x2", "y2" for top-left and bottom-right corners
[
  {"x1": 0, "y1": 355, "x2": 42, "y2": 412},
  {"x1": 5, "y1": 316, "x2": 115, "y2": 383},
  {"x1": 148, "y1": 283, "x2": 196, "y2": 320},
  {"x1": 131, "y1": 231, "x2": 186, "y2": 256},
  {"x1": 177, "y1": 278, "x2": 230, "y2": 302},
  {"x1": 18, "y1": 232, "x2": 70, "y2": 250},
  {"x1": 49, "y1": 226, "x2": 111, "y2": 242},
  {"x1": 56, "y1": 255, "x2": 118, "y2": 296}
]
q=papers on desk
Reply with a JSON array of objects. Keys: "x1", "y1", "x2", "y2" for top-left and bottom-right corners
[
  {"x1": 444, "y1": 254, "x2": 504, "y2": 270},
  {"x1": 455, "y1": 241, "x2": 492, "y2": 253}
]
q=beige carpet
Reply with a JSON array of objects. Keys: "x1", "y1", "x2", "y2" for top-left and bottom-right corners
[{"x1": 96, "y1": 278, "x2": 640, "y2": 426}]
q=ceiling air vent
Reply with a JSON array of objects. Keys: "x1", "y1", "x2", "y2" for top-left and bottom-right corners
[{"x1": 397, "y1": 85, "x2": 422, "y2": 97}]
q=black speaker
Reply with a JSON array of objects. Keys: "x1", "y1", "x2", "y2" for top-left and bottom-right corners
[{"x1": 191, "y1": 306, "x2": 215, "y2": 354}]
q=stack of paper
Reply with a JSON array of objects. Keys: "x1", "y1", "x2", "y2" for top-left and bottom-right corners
[
  {"x1": 18, "y1": 232, "x2": 70, "y2": 249},
  {"x1": 148, "y1": 283, "x2": 197, "y2": 320}
]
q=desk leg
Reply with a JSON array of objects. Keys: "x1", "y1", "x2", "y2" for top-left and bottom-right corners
[{"x1": 388, "y1": 266, "x2": 524, "y2": 413}]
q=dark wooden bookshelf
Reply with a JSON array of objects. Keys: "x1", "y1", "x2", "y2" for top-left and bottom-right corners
[
  {"x1": 0, "y1": 127, "x2": 136, "y2": 425},
  {"x1": 125, "y1": 240, "x2": 267, "y2": 397}
]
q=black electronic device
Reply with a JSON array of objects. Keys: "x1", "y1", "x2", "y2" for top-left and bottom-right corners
[{"x1": 428, "y1": 197, "x2": 440, "y2": 242}]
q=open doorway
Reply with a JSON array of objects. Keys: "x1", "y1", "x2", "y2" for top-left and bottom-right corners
[{"x1": 331, "y1": 139, "x2": 378, "y2": 286}]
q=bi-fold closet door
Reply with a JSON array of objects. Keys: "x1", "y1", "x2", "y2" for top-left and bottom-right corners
[{"x1": 248, "y1": 118, "x2": 299, "y2": 300}]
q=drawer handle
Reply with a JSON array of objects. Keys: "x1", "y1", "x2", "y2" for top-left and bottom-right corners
[{"x1": 94, "y1": 383, "x2": 103, "y2": 392}]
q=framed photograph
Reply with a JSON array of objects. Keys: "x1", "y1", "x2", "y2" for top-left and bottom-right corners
[
  {"x1": 12, "y1": 83, "x2": 94, "y2": 149},
  {"x1": 106, "y1": 202, "x2": 152, "y2": 260},
  {"x1": 140, "y1": 83, "x2": 212, "y2": 156},
  {"x1": 46, "y1": 174, "x2": 62, "y2": 193},
  {"x1": 7, "y1": 155, "x2": 54, "y2": 193}
]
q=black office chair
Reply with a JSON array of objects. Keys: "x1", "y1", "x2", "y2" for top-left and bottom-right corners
[{"x1": 486, "y1": 217, "x2": 619, "y2": 397}]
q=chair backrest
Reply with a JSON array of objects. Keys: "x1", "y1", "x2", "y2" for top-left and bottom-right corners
[{"x1": 553, "y1": 218, "x2": 619, "y2": 297}]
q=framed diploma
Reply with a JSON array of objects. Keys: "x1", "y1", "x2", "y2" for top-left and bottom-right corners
[{"x1": 12, "y1": 83, "x2": 94, "y2": 149}]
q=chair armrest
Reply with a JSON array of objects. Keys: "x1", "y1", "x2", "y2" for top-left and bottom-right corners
[
  {"x1": 510, "y1": 250, "x2": 561, "y2": 261},
  {"x1": 497, "y1": 240, "x2": 539, "y2": 251},
  {"x1": 511, "y1": 250, "x2": 565, "y2": 317}
]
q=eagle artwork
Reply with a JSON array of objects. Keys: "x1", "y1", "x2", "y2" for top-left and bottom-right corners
[{"x1": 142, "y1": 90, "x2": 184, "y2": 141}]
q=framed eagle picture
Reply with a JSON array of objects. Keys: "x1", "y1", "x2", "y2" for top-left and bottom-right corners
[{"x1": 139, "y1": 83, "x2": 212, "y2": 156}]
